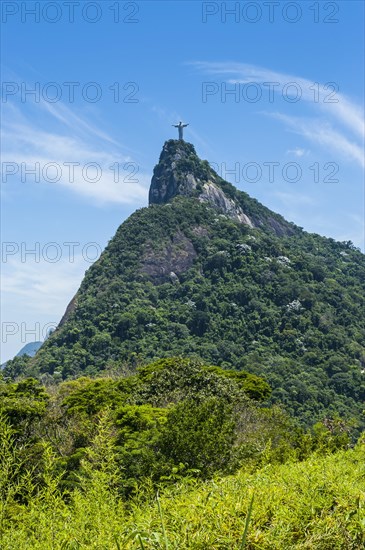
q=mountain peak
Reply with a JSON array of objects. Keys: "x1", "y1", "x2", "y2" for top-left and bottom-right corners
[
  {"x1": 148, "y1": 139, "x2": 211, "y2": 205},
  {"x1": 149, "y1": 140, "x2": 253, "y2": 226}
]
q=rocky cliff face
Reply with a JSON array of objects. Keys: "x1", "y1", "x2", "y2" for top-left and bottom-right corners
[{"x1": 149, "y1": 140, "x2": 253, "y2": 226}]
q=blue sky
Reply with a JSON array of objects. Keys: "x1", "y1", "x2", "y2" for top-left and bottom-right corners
[{"x1": 1, "y1": 0, "x2": 364, "y2": 362}]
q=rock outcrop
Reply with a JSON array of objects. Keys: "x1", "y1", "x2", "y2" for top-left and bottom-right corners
[{"x1": 149, "y1": 140, "x2": 253, "y2": 226}]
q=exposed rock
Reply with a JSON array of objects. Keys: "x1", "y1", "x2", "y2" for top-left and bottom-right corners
[
  {"x1": 266, "y1": 217, "x2": 294, "y2": 237},
  {"x1": 198, "y1": 180, "x2": 253, "y2": 226},
  {"x1": 149, "y1": 140, "x2": 253, "y2": 226},
  {"x1": 148, "y1": 140, "x2": 300, "y2": 237},
  {"x1": 191, "y1": 225, "x2": 210, "y2": 237},
  {"x1": 58, "y1": 294, "x2": 78, "y2": 326},
  {"x1": 141, "y1": 230, "x2": 197, "y2": 283}
]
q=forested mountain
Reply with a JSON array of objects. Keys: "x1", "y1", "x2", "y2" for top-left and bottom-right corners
[
  {"x1": 5, "y1": 139, "x2": 365, "y2": 428},
  {"x1": 2, "y1": 139, "x2": 365, "y2": 548}
]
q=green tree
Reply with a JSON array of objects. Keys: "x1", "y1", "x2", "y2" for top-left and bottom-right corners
[{"x1": 160, "y1": 397, "x2": 235, "y2": 478}]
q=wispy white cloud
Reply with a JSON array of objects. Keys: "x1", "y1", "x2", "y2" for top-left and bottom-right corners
[
  {"x1": 1, "y1": 255, "x2": 87, "y2": 315},
  {"x1": 270, "y1": 112, "x2": 365, "y2": 168},
  {"x1": 191, "y1": 61, "x2": 364, "y2": 136},
  {"x1": 0, "y1": 253, "x2": 92, "y2": 363},
  {"x1": 1, "y1": 101, "x2": 150, "y2": 204},
  {"x1": 41, "y1": 101, "x2": 121, "y2": 146},
  {"x1": 190, "y1": 61, "x2": 365, "y2": 167},
  {"x1": 0, "y1": 89, "x2": 153, "y2": 362},
  {"x1": 286, "y1": 148, "x2": 310, "y2": 158}
]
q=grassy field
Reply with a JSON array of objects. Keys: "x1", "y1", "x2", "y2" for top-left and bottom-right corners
[{"x1": 2, "y1": 442, "x2": 364, "y2": 549}]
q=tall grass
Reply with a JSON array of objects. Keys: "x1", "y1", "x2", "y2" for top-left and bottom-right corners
[
  {"x1": 1, "y1": 412, "x2": 364, "y2": 549},
  {"x1": 240, "y1": 493, "x2": 254, "y2": 549}
]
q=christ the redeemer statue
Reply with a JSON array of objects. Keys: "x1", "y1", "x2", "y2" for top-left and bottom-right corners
[{"x1": 173, "y1": 121, "x2": 189, "y2": 140}]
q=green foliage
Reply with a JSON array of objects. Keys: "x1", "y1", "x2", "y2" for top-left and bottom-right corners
[
  {"x1": 24, "y1": 192, "x2": 365, "y2": 430},
  {"x1": 240, "y1": 493, "x2": 255, "y2": 549},
  {"x1": 1, "y1": 142, "x2": 364, "y2": 546},
  {"x1": 0, "y1": 372, "x2": 363, "y2": 548},
  {"x1": 0, "y1": 414, "x2": 30, "y2": 536},
  {"x1": 2, "y1": 354, "x2": 32, "y2": 380},
  {"x1": 61, "y1": 376, "x2": 134, "y2": 416},
  {"x1": 0, "y1": 378, "x2": 49, "y2": 441},
  {"x1": 51, "y1": 358, "x2": 275, "y2": 488},
  {"x1": 134, "y1": 357, "x2": 261, "y2": 406},
  {"x1": 115, "y1": 404, "x2": 167, "y2": 491},
  {"x1": 1, "y1": 423, "x2": 364, "y2": 548},
  {"x1": 160, "y1": 397, "x2": 235, "y2": 478},
  {"x1": 10, "y1": 142, "x2": 365, "y2": 432},
  {"x1": 0, "y1": 357, "x2": 356, "y2": 504},
  {"x1": 203, "y1": 365, "x2": 271, "y2": 401}
]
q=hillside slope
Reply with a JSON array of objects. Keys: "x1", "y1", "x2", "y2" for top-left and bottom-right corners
[
  {"x1": 9, "y1": 140, "x2": 365, "y2": 427},
  {"x1": 2, "y1": 442, "x2": 364, "y2": 549}
]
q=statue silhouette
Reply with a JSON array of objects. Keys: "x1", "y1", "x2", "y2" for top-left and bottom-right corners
[{"x1": 172, "y1": 121, "x2": 189, "y2": 140}]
